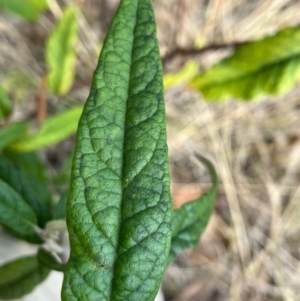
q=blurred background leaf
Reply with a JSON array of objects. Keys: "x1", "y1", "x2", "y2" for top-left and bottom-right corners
[
  {"x1": 0, "y1": 86, "x2": 12, "y2": 119},
  {"x1": 37, "y1": 248, "x2": 66, "y2": 272},
  {"x1": 190, "y1": 26, "x2": 300, "y2": 100},
  {"x1": 0, "y1": 122, "x2": 29, "y2": 150},
  {"x1": 0, "y1": 255, "x2": 50, "y2": 299},
  {"x1": 2, "y1": 150, "x2": 48, "y2": 182},
  {"x1": 0, "y1": 179, "x2": 42, "y2": 243},
  {"x1": 0, "y1": 155, "x2": 52, "y2": 227},
  {"x1": 2, "y1": 69, "x2": 38, "y2": 104},
  {"x1": 164, "y1": 61, "x2": 198, "y2": 89},
  {"x1": 0, "y1": 0, "x2": 48, "y2": 21},
  {"x1": 54, "y1": 191, "x2": 68, "y2": 220},
  {"x1": 9, "y1": 106, "x2": 83, "y2": 152},
  {"x1": 46, "y1": 5, "x2": 79, "y2": 96}
]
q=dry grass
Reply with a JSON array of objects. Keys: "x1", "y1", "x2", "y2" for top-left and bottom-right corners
[
  {"x1": 157, "y1": 1, "x2": 300, "y2": 300},
  {"x1": 0, "y1": 0, "x2": 300, "y2": 300}
]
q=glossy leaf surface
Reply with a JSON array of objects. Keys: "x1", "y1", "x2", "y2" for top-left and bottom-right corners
[
  {"x1": 0, "y1": 255, "x2": 49, "y2": 299},
  {"x1": 0, "y1": 155, "x2": 51, "y2": 227},
  {"x1": 169, "y1": 155, "x2": 217, "y2": 264},
  {"x1": 0, "y1": 179, "x2": 41, "y2": 243},
  {"x1": 46, "y1": 5, "x2": 79, "y2": 95},
  {"x1": 62, "y1": 0, "x2": 172, "y2": 300},
  {"x1": 10, "y1": 106, "x2": 83, "y2": 152},
  {"x1": 0, "y1": 0, "x2": 48, "y2": 21},
  {"x1": 190, "y1": 26, "x2": 300, "y2": 100}
]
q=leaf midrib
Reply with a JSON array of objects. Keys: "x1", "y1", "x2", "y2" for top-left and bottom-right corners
[{"x1": 109, "y1": 2, "x2": 139, "y2": 299}]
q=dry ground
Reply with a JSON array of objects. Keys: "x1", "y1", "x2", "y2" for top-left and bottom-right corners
[{"x1": 0, "y1": 0, "x2": 300, "y2": 300}]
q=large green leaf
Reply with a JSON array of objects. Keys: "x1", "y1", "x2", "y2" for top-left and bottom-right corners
[
  {"x1": 46, "y1": 5, "x2": 79, "y2": 95},
  {"x1": 0, "y1": 179, "x2": 41, "y2": 243},
  {"x1": 0, "y1": 86, "x2": 12, "y2": 119},
  {"x1": 0, "y1": 155, "x2": 51, "y2": 228},
  {"x1": 169, "y1": 155, "x2": 217, "y2": 264},
  {"x1": 9, "y1": 106, "x2": 83, "y2": 152},
  {"x1": 0, "y1": 255, "x2": 49, "y2": 299},
  {"x1": 0, "y1": 0, "x2": 48, "y2": 21},
  {"x1": 0, "y1": 122, "x2": 29, "y2": 150},
  {"x1": 62, "y1": 0, "x2": 172, "y2": 300},
  {"x1": 190, "y1": 26, "x2": 300, "y2": 100}
]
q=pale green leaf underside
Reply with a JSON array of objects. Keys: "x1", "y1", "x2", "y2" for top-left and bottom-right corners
[
  {"x1": 62, "y1": 0, "x2": 172, "y2": 301},
  {"x1": 190, "y1": 26, "x2": 300, "y2": 100},
  {"x1": 169, "y1": 155, "x2": 217, "y2": 264},
  {"x1": 0, "y1": 179, "x2": 41, "y2": 243},
  {"x1": 46, "y1": 5, "x2": 79, "y2": 95},
  {"x1": 9, "y1": 106, "x2": 83, "y2": 152},
  {"x1": 0, "y1": 255, "x2": 49, "y2": 300}
]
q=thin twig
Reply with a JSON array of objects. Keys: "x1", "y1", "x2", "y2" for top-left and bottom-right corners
[{"x1": 162, "y1": 41, "x2": 244, "y2": 65}]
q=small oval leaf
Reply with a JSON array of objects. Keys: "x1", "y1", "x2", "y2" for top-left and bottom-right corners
[
  {"x1": 46, "y1": 5, "x2": 79, "y2": 95},
  {"x1": 169, "y1": 155, "x2": 218, "y2": 264}
]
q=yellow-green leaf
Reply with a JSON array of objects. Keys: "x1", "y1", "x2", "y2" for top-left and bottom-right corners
[
  {"x1": 190, "y1": 26, "x2": 300, "y2": 100},
  {"x1": 164, "y1": 61, "x2": 198, "y2": 89},
  {"x1": 46, "y1": 5, "x2": 79, "y2": 95},
  {"x1": 9, "y1": 106, "x2": 83, "y2": 152},
  {"x1": 0, "y1": 123, "x2": 29, "y2": 150},
  {"x1": 0, "y1": 0, "x2": 48, "y2": 21},
  {"x1": 0, "y1": 179, "x2": 42, "y2": 243}
]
